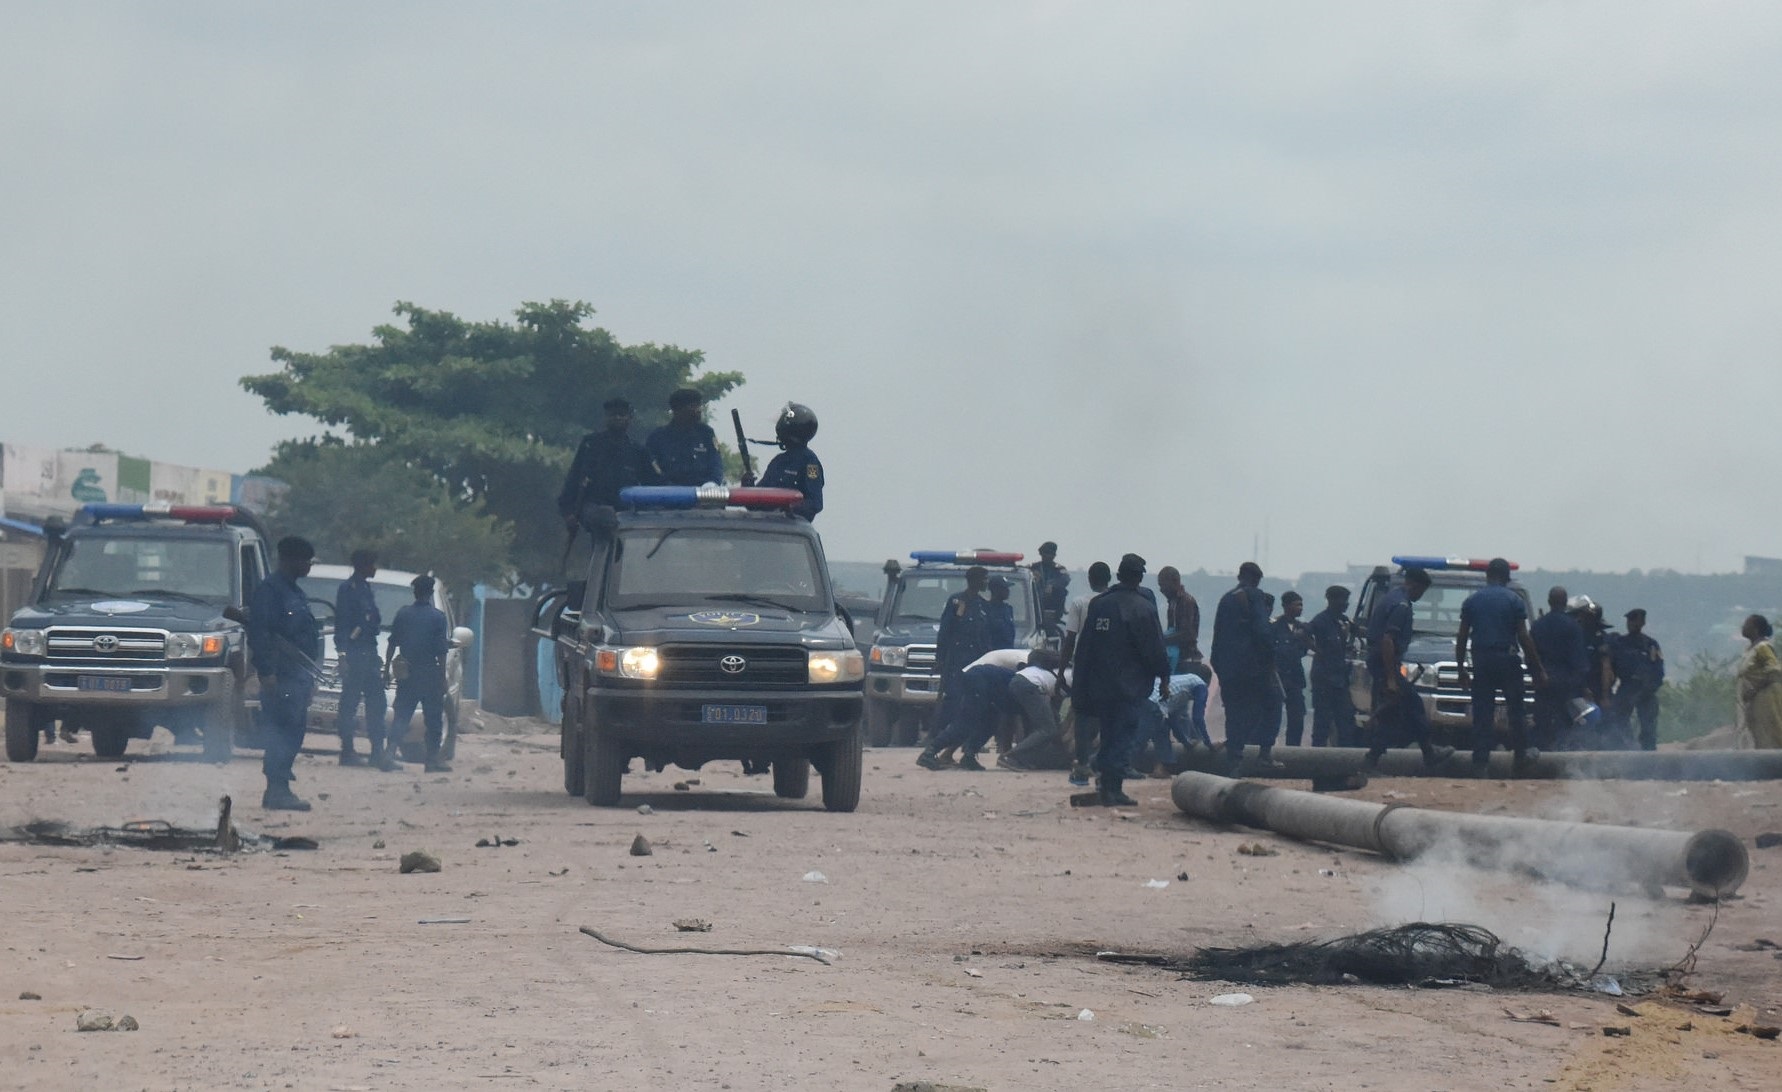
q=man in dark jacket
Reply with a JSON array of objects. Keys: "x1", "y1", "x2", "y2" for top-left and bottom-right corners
[
  {"x1": 1072, "y1": 553, "x2": 1170, "y2": 806},
  {"x1": 1211, "y1": 562, "x2": 1277, "y2": 771},
  {"x1": 645, "y1": 388, "x2": 724, "y2": 486},
  {"x1": 386, "y1": 574, "x2": 453, "y2": 773},
  {"x1": 1307, "y1": 585, "x2": 1356, "y2": 747},
  {"x1": 248, "y1": 536, "x2": 321, "y2": 811},
  {"x1": 559, "y1": 397, "x2": 655, "y2": 531},
  {"x1": 1530, "y1": 586, "x2": 1589, "y2": 750},
  {"x1": 333, "y1": 548, "x2": 386, "y2": 768}
]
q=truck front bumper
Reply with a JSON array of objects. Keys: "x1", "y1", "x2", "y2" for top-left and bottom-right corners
[
  {"x1": 1, "y1": 663, "x2": 234, "y2": 708},
  {"x1": 865, "y1": 671, "x2": 940, "y2": 706},
  {"x1": 591, "y1": 687, "x2": 862, "y2": 754}
]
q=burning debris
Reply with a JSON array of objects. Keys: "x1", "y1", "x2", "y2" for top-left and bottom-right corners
[
  {"x1": 1099, "y1": 921, "x2": 1669, "y2": 994},
  {"x1": 1, "y1": 796, "x2": 314, "y2": 854}
]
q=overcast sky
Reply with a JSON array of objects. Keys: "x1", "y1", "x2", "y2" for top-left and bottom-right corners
[{"x1": 5, "y1": 3, "x2": 1781, "y2": 578}]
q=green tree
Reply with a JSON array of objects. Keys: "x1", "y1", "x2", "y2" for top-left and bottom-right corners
[
  {"x1": 1657, "y1": 651, "x2": 1738, "y2": 742},
  {"x1": 256, "y1": 440, "x2": 512, "y2": 596},
  {"x1": 242, "y1": 300, "x2": 742, "y2": 581}
]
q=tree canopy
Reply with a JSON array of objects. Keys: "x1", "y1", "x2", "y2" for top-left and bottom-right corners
[{"x1": 242, "y1": 300, "x2": 742, "y2": 581}]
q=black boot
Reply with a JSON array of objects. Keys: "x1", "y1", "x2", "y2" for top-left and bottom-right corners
[
  {"x1": 262, "y1": 780, "x2": 312, "y2": 811},
  {"x1": 424, "y1": 750, "x2": 453, "y2": 773},
  {"x1": 1420, "y1": 744, "x2": 1455, "y2": 769},
  {"x1": 370, "y1": 741, "x2": 400, "y2": 772},
  {"x1": 1099, "y1": 773, "x2": 1137, "y2": 807},
  {"x1": 915, "y1": 746, "x2": 946, "y2": 771},
  {"x1": 339, "y1": 737, "x2": 366, "y2": 766}
]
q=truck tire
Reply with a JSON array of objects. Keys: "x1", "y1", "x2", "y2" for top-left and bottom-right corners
[
  {"x1": 818, "y1": 722, "x2": 863, "y2": 813},
  {"x1": 583, "y1": 728, "x2": 625, "y2": 807},
  {"x1": 562, "y1": 712, "x2": 586, "y2": 798},
  {"x1": 91, "y1": 721, "x2": 129, "y2": 759},
  {"x1": 892, "y1": 708, "x2": 925, "y2": 748},
  {"x1": 772, "y1": 757, "x2": 810, "y2": 799},
  {"x1": 864, "y1": 696, "x2": 893, "y2": 748},
  {"x1": 202, "y1": 677, "x2": 241, "y2": 763},
  {"x1": 5, "y1": 700, "x2": 43, "y2": 763}
]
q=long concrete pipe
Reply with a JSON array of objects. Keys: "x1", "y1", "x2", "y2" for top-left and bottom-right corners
[
  {"x1": 1170, "y1": 771, "x2": 1749, "y2": 899},
  {"x1": 1179, "y1": 745, "x2": 1782, "y2": 782}
]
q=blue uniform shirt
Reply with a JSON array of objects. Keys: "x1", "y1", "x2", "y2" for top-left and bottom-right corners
[
  {"x1": 559, "y1": 429, "x2": 655, "y2": 514},
  {"x1": 334, "y1": 574, "x2": 381, "y2": 656},
  {"x1": 1460, "y1": 584, "x2": 1526, "y2": 655},
  {"x1": 1210, "y1": 584, "x2": 1272, "y2": 680},
  {"x1": 388, "y1": 601, "x2": 450, "y2": 669},
  {"x1": 1530, "y1": 610, "x2": 1588, "y2": 689},
  {"x1": 1609, "y1": 631, "x2": 1665, "y2": 692},
  {"x1": 1072, "y1": 585, "x2": 1170, "y2": 713},
  {"x1": 1366, "y1": 586, "x2": 1416, "y2": 680},
  {"x1": 645, "y1": 421, "x2": 723, "y2": 486},
  {"x1": 1271, "y1": 616, "x2": 1309, "y2": 688},
  {"x1": 248, "y1": 572, "x2": 321, "y2": 682},
  {"x1": 935, "y1": 591, "x2": 993, "y2": 676},
  {"x1": 759, "y1": 444, "x2": 824, "y2": 521},
  {"x1": 1308, "y1": 606, "x2": 1351, "y2": 689},
  {"x1": 986, "y1": 599, "x2": 1016, "y2": 649}
]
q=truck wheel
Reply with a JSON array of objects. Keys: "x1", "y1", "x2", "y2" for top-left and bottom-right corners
[
  {"x1": 864, "y1": 697, "x2": 893, "y2": 748},
  {"x1": 562, "y1": 716, "x2": 586, "y2": 798},
  {"x1": 91, "y1": 722, "x2": 129, "y2": 759},
  {"x1": 892, "y1": 709, "x2": 925, "y2": 748},
  {"x1": 4, "y1": 700, "x2": 43, "y2": 762},
  {"x1": 583, "y1": 729, "x2": 625, "y2": 807},
  {"x1": 202, "y1": 678, "x2": 241, "y2": 763},
  {"x1": 818, "y1": 723, "x2": 863, "y2": 813},
  {"x1": 772, "y1": 757, "x2": 810, "y2": 799}
]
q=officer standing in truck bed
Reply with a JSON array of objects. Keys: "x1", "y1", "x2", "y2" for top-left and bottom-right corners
[{"x1": 755, "y1": 402, "x2": 824, "y2": 521}]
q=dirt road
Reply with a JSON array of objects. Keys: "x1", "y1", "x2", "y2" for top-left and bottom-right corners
[{"x1": 2, "y1": 719, "x2": 1777, "y2": 1091}]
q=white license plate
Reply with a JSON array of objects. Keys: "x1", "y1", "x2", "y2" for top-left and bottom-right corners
[{"x1": 312, "y1": 698, "x2": 339, "y2": 715}]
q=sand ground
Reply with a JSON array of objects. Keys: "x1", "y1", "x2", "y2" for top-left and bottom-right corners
[{"x1": 1, "y1": 714, "x2": 1777, "y2": 1091}]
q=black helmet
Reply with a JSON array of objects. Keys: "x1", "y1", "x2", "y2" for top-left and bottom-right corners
[{"x1": 775, "y1": 402, "x2": 818, "y2": 444}]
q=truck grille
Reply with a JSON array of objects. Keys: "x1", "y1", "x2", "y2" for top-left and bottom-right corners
[
  {"x1": 904, "y1": 644, "x2": 937, "y2": 672},
  {"x1": 656, "y1": 645, "x2": 807, "y2": 686},
  {"x1": 45, "y1": 627, "x2": 168, "y2": 663},
  {"x1": 1430, "y1": 662, "x2": 1537, "y2": 719}
]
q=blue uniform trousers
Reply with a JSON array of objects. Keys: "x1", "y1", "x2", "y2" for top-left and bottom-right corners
[
  {"x1": 1095, "y1": 695, "x2": 1150, "y2": 778},
  {"x1": 1368, "y1": 675, "x2": 1432, "y2": 756},
  {"x1": 261, "y1": 682, "x2": 312, "y2": 784},
  {"x1": 336, "y1": 652, "x2": 387, "y2": 748},
  {"x1": 1612, "y1": 688, "x2": 1660, "y2": 751},
  {"x1": 1280, "y1": 683, "x2": 1307, "y2": 747},
  {"x1": 1311, "y1": 682, "x2": 1357, "y2": 747},
  {"x1": 1470, "y1": 650, "x2": 1528, "y2": 763},
  {"x1": 1220, "y1": 675, "x2": 1272, "y2": 758},
  {"x1": 392, "y1": 665, "x2": 447, "y2": 755}
]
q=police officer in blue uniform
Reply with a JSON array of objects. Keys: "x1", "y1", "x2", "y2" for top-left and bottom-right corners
[
  {"x1": 385, "y1": 574, "x2": 453, "y2": 773},
  {"x1": 918, "y1": 566, "x2": 993, "y2": 762},
  {"x1": 1365, "y1": 567, "x2": 1456, "y2": 770},
  {"x1": 1072, "y1": 553, "x2": 1170, "y2": 806},
  {"x1": 754, "y1": 402, "x2": 823, "y2": 520},
  {"x1": 248, "y1": 536, "x2": 322, "y2": 811},
  {"x1": 1030, "y1": 542, "x2": 1070, "y2": 637},
  {"x1": 1271, "y1": 591, "x2": 1312, "y2": 746},
  {"x1": 1529, "y1": 586, "x2": 1589, "y2": 750},
  {"x1": 645, "y1": 388, "x2": 724, "y2": 486},
  {"x1": 559, "y1": 397, "x2": 656, "y2": 530},
  {"x1": 1308, "y1": 585, "x2": 1357, "y2": 747},
  {"x1": 985, "y1": 575, "x2": 1016, "y2": 649},
  {"x1": 1211, "y1": 562, "x2": 1277, "y2": 771},
  {"x1": 333, "y1": 548, "x2": 387, "y2": 768},
  {"x1": 1455, "y1": 557, "x2": 1547, "y2": 774},
  {"x1": 1609, "y1": 608, "x2": 1665, "y2": 750}
]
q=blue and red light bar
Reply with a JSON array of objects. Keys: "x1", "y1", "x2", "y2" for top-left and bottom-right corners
[
  {"x1": 910, "y1": 550, "x2": 1025, "y2": 565},
  {"x1": 619, "y1": 485, "x2": 802, "y2": 511},
  {"x1": 81, "y1": 503, "x2": 237, "y2": 524},
  {"x1": 1391, "y1": 556, "x2": 1519, "y2": 572}
]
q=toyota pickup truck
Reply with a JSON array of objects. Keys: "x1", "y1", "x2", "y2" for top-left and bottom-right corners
[
  {"x1": 2, "y1": 503, "x2": 268, "y2": 762},
  {"x1": 538, "y1": 485, "x2": 865, "y2": 810}
]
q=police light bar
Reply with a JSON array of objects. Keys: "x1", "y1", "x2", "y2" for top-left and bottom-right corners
[
  {"x1": 619, "y1": 485, "x2": 802, "y2": 510},
  {"x1": 81, "y1": 503, "x2": 238, "y2": 524},
  {"x1": 1391, "y1": 556, "x2": 1519, "y2": 572},
  {"x1": 909, "y1": 550, "x2": 1025, "y2": 565}
]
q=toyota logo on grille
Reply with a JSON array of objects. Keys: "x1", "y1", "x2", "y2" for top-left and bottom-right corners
[
  {"x1": 92, "y1": 635, "x2": 119, "y2": 653},
  {"x1": 719, "y1": 655, "x2": 747, "y2": 675}
]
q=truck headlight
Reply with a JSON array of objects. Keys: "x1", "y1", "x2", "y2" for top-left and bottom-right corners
[
  {"x1": 809, "y1": 649, "x2": 865, "y2": 684},
  {"x1": 613, "y1": 646, "x2": 660, "y2": 680},
  {"x1": 166, "y1": 633, "x2": 225, "y2": 660},
  {"x1": 869, "y1": 645, "x2": 907, "y2": 669},
  {"x1": 2, "y1": 628, "x2": 46, "y2": 657}
]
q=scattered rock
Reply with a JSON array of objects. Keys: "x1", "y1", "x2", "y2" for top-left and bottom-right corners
[
  {"x1": 1736, "y1": 1024, "x2": 1780, "y2": 1040},
  {"x1": 330, "y1": 1025, "x2": 356, "y2": 1039},
  {"x1": 18, "y1": 991, "x2": 40, "y2": 1001},
  {"x1": 1754, "y1": 832, "x2": 1782, "y2": 849},
  {"x1": 629, "y1": 834, "x2": 653, "y2": 857},
  {"x1": 673, "y1": 919, "x2": 712, "y2": 932},
  {"x1": 1734, "y1": 937, "x2": 1779, "y2": 951},
  {"x1": 1602, "y1": 1026, "x2": 1632, "y2": 1037},
  {"x1": 372, "y1": 839, "x2": 386, "y2": 850},
  {"x1": 76, "y1": 1010, "x2": 113, "y2": 1032},
  {"x1": 1176, "y1": 871, "x2": 1191, "y2": 882},
  {"x1": 802, "y1": 870, "x2": 828, "y2": 883},
  {"x1": 637, "y1": 805, "x2": 654, "y2": 815},
  {"x1": 673, "y1": 781, "x2": 692, "y2": 791},
  {"x1": 890, "y1": 1083, "x2": 988, "y2": 1092},
  {"x1": 272, "y1": 836, "x2": 318, "y2": 851},
  {"x1": 115, "y1": 1015, "x2": 138, "y2": 1032},
  {"x1": 399, "y1": 850, "x2": 442, "y2": 874},
  {"x1": 1209, "y1": 993, "x2": 1254, "y2": 1007},
  {"x1": 1237, "y1": 843, "x2": 1278, "y2": 857},
  {"x1": 1615, "y1": 1003, "x2": 1643, "y2": 1018}
]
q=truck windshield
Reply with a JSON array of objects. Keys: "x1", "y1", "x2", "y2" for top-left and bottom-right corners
[
  {"x1": 49, "y1": 537, "x2": 233, "y2": 602},
  {"x1": 888, "y1": 572, "x2": 1032, "y2": 628},
  {"x1": 1410, "y1": 582, "x2": 1531, "y2": 637},
  {"x1": 609, "y1": 528, "x2": 828, "y2": 612}
]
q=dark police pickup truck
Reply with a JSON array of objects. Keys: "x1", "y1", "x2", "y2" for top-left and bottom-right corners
[
  {"x1": 541, "y1": 486, "x2": 865, "y2": 810},
  {"x1": 2, "y1": 503, "x2": 269, "y2": 763}
]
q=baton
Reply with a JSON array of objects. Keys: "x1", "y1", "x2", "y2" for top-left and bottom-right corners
[{"x1": 732, "y1": 409, "x2": 757, "y2": 486}]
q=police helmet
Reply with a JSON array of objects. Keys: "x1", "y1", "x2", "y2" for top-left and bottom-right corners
[
  {"x1": 1566, "y1": 594, "x2": 1598, "y2": 615},
  {"x1": 775, "y1": 402, "x2": 818, "y2": 444}
]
